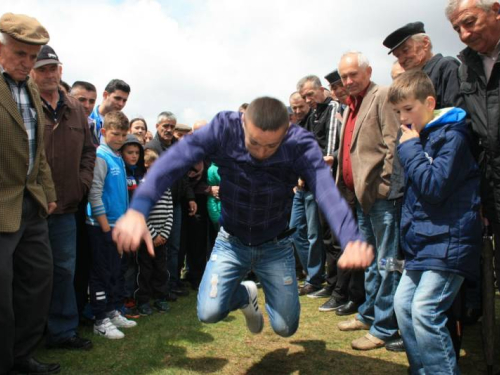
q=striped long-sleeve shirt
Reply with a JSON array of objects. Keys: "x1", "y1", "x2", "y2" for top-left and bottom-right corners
[{"x1": 147, "y1": 188, "x2": 173, "y2": 240}]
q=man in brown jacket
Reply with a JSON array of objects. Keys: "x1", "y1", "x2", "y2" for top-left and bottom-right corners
[
  {"x1": 336, "y1": 51, "x2": 402, "y2": 351},
  {"x1": 31, "y1": 45, "x2": 96, "y2": 350},
  {"x1": 0, "y1": 13, "x2": 60, "y2": 374}
]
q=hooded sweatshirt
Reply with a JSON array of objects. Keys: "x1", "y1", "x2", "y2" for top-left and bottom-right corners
[{"x1": 121, "y1": 134, "x2": 146, "y2": 202}]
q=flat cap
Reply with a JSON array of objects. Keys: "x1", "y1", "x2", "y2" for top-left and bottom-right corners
[
  {"x1": 0, "y1": 13, "x2": 49, "y2": 45},
  {"x1": 383, "y1": 22, "x2": 425, "y2": 54},
  {"x1": 324, "y1": 70, "x2": 342, "y2": 85},
  {"x1": 174, "y1": 123, "x2": 191, "y2": 132}
]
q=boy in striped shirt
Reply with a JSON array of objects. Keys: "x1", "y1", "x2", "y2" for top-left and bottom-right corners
[{"x1": 134, "y1": 150, "x2": 174, "y2": 315}]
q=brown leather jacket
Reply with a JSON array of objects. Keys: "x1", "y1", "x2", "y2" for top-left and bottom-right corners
[{"x1": 42, "y1": 92, "x2": 95, "y2": 214}]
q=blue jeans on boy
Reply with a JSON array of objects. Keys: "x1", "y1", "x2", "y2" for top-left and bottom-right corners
[
  {"x1": 356, "y1": 198, "x2": 401, "y2": 341},
  {"x1": 289, "y1": 190, "x2": 325, "y2": 287},
  {"x1": 46, "y1": 213, "x2": 79, "y2": 344},
  {"x1": 197, "y1": 227, "x2": 300, "y2": 337},
  {"x1": 394, "y1": 270, "x2": 464, "y2": 375}
]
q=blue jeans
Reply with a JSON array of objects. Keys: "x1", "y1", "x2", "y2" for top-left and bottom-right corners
[
  {"x1": 46, "y1": 214, "x2": 79, "y2": 343},
  {"x1": 197, "y1": 228, "x2": 300, "y2": 337},
  {"x1": 167, "y1": 202, "x2": 182, "y2": 286},
  {"x1": 289, "y1": 190, "x2": 325, "y2": 287},
  {"x1": 356, "y1": 199, "x2": 401, "y2": 340},
  {"x1": 394, "y1": 270, "x2": 464, "y2": 375}
]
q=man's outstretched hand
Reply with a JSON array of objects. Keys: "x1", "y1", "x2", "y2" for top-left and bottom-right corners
[
  {"x1": 112, "y1": 209, "x2": 155, "y2": 257},
  {"x1": 337, "y1": 240, "x2": 374, "y2": 269}
]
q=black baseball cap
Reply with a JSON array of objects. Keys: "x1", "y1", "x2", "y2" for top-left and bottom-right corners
[{"x1": 34, "y1": 45, "x2": 62, "y2": 69}]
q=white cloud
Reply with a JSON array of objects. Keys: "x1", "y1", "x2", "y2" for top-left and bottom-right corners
[{"x1": 3, "y1": 0, "x2": 464, "y2": 132}]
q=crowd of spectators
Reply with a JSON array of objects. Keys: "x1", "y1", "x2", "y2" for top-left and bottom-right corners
[{"x1": 1, "y1": 1, "x2": 500, "y2": 373}]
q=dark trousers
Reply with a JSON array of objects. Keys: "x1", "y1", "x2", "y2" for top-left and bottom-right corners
[
  {"x1": 74, "y1": 198, "x2": 92, "y2": 316},
  {"x1": 332, "y1": 267, "x2": 366, "y2": 304},
  {"x1": 121, "y1": 251, "x2": 138, "y2": 300},
  {"x1": 492, "y1": 221, "x2": 500, "y2": 294},
  {"x1": 186, "y1": 194, "x2": 210, "y2": 288},
  {"x1": 0, "y1": 194, "x2": 53, "y2": 373},
  {"x1": 46, "y1": 214, "x2": 79, "y2": 344},
  {"x1": 88, "y1": 226, "x2": 122, "y2": 320},
  {"x1": 135, "y1": 244, "x2": 168, "y2": 305},
  {"x1": 324, "y1": 229, "x2": 365, "y2": 304}
]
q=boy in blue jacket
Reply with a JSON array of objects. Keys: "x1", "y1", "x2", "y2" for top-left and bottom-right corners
[
  {"x1": 87, "y1": 111, "x2": 138, "y2": 339},
  {"x1": 389, "y1": 70, "x2": 481, "y2": 375}
]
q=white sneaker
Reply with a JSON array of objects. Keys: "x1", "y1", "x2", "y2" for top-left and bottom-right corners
[
  {"x1": 240, "y1": 281, "x2": 264, "y2": 334},
  {"x1": 94, "y1": 318, "x2": 124, "y2": 339},
  {"x1": 109, "y1": 310, "x2": 138, "y2": 328}
]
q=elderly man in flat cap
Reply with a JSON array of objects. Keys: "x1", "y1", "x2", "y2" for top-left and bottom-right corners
[
  {"x1": 383, "y1": 21, "x2": 461, "y2": 109},
  {"x1": 0, "y1": 13, "x2": 60, "y2": 375}
]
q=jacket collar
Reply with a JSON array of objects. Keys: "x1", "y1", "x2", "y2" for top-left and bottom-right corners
[
  {"x1": 314, "y1": 97, "x2": 332, "y2": 117},
  {"x1": 0, "y1": 71, "x2": 31, "y2": 128},
  {"x1": 423, "y1": 53, "x2": 443, "y2": 72},
  {"x1": 350, "y1": 82, "x2": 378, "y2": 146}
]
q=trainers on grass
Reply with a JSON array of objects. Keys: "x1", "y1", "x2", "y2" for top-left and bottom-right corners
[
  {"x1": 154, "y1": 299, "x2": 170, "y2": 312},
  {"x1": 137, "y1": 303, "x2": 154, "y2": 316},
  {"x1": 93, "y1": 318, "x2": 124, "y2": 339},
  {"x1": 109, "y1": 310, "x2": 137, "y2": 328},
  {"x1": 240, "y1": 281, "x2": 264, "y2": 334}
]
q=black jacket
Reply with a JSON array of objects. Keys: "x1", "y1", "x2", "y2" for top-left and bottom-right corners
[
  {"x1": 423, "y1": 53, "x2": 462, "y2": 109},
  {"x1": 305, "y1": 97, "x2": 333, "y2": 155},
  {"x1": 145, "y1": 134, "x2": 195, "y2": 204},
  {"x1": 458, "y1": 46, "x2": 500, "y2": 222}
]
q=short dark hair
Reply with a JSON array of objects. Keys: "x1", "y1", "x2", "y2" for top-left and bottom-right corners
[
  {"x1": 245, "y1": 97, "x2": 289, "y2": 131},
  {"x1": 103, "y1": 111, "x2": 129, "y2": 131},
  {"x1": 388, "y1": 70, "x2": 436, "y2": 104},
  {"x1": 104, "y1": 79, "x2": 130, "y2": 94},
  {"x1": 60, "y1": 80, "x2": 71, "y2": 93},
  {"x1": 71, "y1": 80, "x2": 96, "y2": 92}
]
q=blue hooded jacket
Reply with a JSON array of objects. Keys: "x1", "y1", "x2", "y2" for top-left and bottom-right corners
[{"x1": 397, "y1": 107, "x2": 481, "y2": 280}]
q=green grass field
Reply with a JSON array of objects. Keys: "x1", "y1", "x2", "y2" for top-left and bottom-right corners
[{"x1": 36, "y1": 290, "x2": 500, "y2": 374}]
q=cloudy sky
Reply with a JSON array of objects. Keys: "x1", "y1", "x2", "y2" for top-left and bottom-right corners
[{"x1": 5, "y1": 0, "x2": 464, "y2": 131}]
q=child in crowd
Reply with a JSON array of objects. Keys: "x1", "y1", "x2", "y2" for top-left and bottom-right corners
[
  {"x1": 134, "y1": 150, "x2": 174, "y2": 315},
  {"x1": 388, "y1": 70, "x2": 481, "y2": 374},
  {"x1": 129, "y1": 118, "x2": 148, "y2": 145},
  {"x1": 206, "y1": 163, "x2": 221, "y2": 230},
  {"x1": 119, "y1": 134, "x2": 147, "y2": 317},
  {"x1": 87, "y1": 111, "x2": 138, "y2": 340}
]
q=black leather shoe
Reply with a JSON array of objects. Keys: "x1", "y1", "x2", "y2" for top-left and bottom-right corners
[
  {"x1": 12, "y1": 357, "x2": 60, "y2": 374},
  {"x1": 298, "y1": 284, "x2": 320, "y2": 296},
  {"x1": 335, "y1": 301, "x2": 359, "y2": 316},
  {"x1": 318, "y1": 297, "x2": 346, "y2": 312},
  {"x1": 307, "y1": 286, "x2": 333, "y2": 299},
  {"x1": 171, "y1": 286, "x2": 189, "y2": 297},
  {"x1": 47, "y1": 335, "x2": 93, "y2": 351},
  {"x1": 385, "y1": 338, "x2": 405, "y2": 352},
  {"x1": 164, "y1": 291, "x2": 178, "y2": 302}
]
